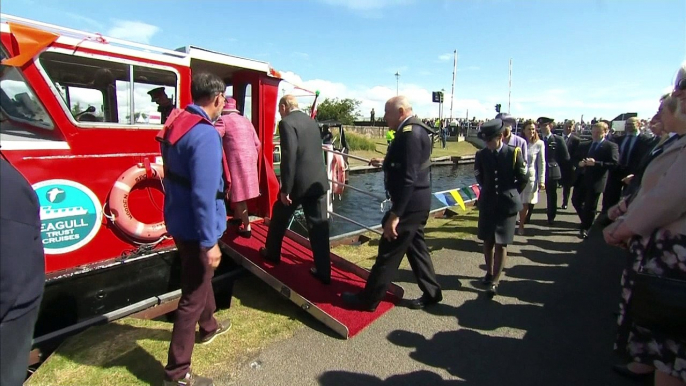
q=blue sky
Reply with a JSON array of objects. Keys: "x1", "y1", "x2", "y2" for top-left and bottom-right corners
[{"x1": 4, "y1": 0, "x2": 685, "y2": 121}]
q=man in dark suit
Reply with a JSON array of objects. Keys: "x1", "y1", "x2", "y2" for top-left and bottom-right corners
[
  {"x1": 1, "y1": 159, "x2": 45, "y2": 386},
  {"x1": 561, "y1": 120, "x2": 581, "y2": 209},
  {"x1": 538, "y1": 117, "x2": 570, "y2": 224},
  {"x1": 571, "y1": 122, "x2": 619, "y2": 239},
  {"x1": 342, "y1": 96, "x2": 442, "y2": 311},
  {"x1": 601, "y1": 117, "x2": 651, "y2": 213},
  {"x1": 474, "y1": 119, "x2": 528, "y2": 298},
  {"x1": 260, "y1": 95, "x2": 331, "y2": 284}
]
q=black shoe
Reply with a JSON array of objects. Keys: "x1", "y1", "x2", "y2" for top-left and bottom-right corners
[
  {"x1": 482, "y1": 273, "x2": 493, "y2": 285},
  {"x1": 258, "y1": 247, "x2": 280, "y2": 265},
  {"x1": 237, "y1": 228, "x2": 251, "y2": 239},
  {"x1": 579, "y1": 230, "x2": 588, "y2": 240},
  {"x1": 408, "y1": 293, "x2": 443, "y2": 310},
  {"x1": 561, "y1": 204, "x2": 568, "y2": 210},
  {"x1": 164, "y1": 371, "x2": 214, "y2": 386},
  {"x1": 309, "y1": 267, "x2": 331, "y2": 285},
  {"x1": 487, "y1": 284, "x2": 498, "y2": 299},
  {"x1": 341, "y1": 292, "x2": 377, "y2": 312},
  {"x1": 612, "y1": 364, "x2": 653, "y2": 379}
]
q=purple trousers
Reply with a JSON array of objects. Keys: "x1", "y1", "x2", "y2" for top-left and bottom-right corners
[{"x1": 165, "y1": 240, "x2": 218, "y2": 381}]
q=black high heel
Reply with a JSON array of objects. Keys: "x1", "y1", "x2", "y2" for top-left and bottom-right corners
[
  {"x1": 487, "y1": 283, "x2": 498, "y2": 299},
  {"x1": 237, "y1": 228, "x2": 251, "y2": 238}
]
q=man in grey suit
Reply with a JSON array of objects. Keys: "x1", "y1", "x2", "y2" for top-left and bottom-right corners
[{"x1": 260, "y1": 95, "x2": 331, "y2": 284}]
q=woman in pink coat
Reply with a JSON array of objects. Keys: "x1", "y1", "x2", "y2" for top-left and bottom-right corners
[{"x1": 215, "y1": 97, "x2": 261, "y2": 238}]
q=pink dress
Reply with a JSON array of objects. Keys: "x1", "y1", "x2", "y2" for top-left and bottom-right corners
[{"x1": 215, "y1": 113, "x2": 261, "y2": 203}]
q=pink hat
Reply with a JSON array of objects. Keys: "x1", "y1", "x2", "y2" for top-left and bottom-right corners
[{"x1": 222, "y1": 96, "x2": 240, "y2": 113}]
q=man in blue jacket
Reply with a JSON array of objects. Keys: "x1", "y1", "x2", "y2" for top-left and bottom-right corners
[
  {"x1": 0, "y1": 159, "x2": 45, "y2": 386},
  {"x1": 160, "y1": 73, "x2": 229, "y2": 386}
]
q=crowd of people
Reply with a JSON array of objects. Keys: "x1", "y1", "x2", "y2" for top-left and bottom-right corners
[{"x1": 2, "y1": 64, "x2": 684, "y2": 386}]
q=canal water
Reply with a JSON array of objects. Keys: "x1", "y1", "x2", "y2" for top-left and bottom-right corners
[{"x1": 290, "y1": 164, "x2": 476, "y2": 237}]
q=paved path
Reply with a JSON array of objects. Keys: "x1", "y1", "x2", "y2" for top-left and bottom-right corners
[{"x1": 220, "y1": 195, "x2": 635, "y2": 386}]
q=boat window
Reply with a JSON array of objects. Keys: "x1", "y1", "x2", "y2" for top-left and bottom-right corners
[
  {"x1": 0, "y1": 48, "x2": 55, "y2": 131},
  {"x1": 38, "y1": 51, "x2": 177, "y2": 127},
  {"x1": 133, "y1": 65, "x2": 177, "y2": 125}
]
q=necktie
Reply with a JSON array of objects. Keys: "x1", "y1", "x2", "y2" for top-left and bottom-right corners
[
  {"x1": 589, "y1": 141, "x2": 599, "y2": 156},
  {"x1": 620, "y1": 136, "x2": 637, "y2": 166}
]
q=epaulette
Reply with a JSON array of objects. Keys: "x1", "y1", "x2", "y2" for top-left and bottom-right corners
[{"x1": 402, "y1": 125, "x2": 414, "y2": 133}]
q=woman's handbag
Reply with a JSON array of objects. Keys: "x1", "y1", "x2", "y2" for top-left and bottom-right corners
[{"x1": 627, "y1": 232, "x2": 686, "y2": 340}]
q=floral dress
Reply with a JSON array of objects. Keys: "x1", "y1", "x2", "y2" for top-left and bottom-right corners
[{"x1": 615, "y1": 230, "x2": 686, "y2": 381}]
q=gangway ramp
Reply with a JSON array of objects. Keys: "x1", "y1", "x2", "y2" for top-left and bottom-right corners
[{"x1": 220, "y1": 221, "x2": 403, "y2": 338}]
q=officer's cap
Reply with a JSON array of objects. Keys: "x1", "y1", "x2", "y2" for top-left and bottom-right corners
[
  {"x1": 477, "y1": 119, "x2": 506, "y2": 141},
  {"x1": 147, "y1": 87, "x2": 167, "y2": 98},
  {"x1": 495, "y1": 113, "x2": 516, "y2": 125},
  {"x1": 537, "y1": 117, "x2": 554, "y2": 125}
]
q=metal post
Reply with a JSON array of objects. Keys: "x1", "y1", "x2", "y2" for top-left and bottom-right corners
[
  {"x1": 450, "y1": 50, "x2": 457, "y2": 122},
  {"x1": 508, "y1": 58, "x2": 512, "y2": 114},
  {"x1": 394, "y1": 71, "x2": 400, "y2": 95}
]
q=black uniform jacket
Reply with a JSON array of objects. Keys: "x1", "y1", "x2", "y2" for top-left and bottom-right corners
[
  {"x1": 575, "y1": 138, "x2": 619, "y2": 193},
  {"x1": 278, "y1": 110, "x2": 329, "y2": 199},
  {"x1": 562, "y1": 133, "x2": 582, "y2": 185},
  {"x1": 474, "y1": 144, "x2": 529, "y2": 217},
  {"x1": 384, "y1": 117, "x2": 434, "y2": 217},
  {"x1": 542, "y1": 133, "x2": 570, "y2": 180}
]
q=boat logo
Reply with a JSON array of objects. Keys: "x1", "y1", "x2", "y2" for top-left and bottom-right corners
[{"x1": 32, "y1": 180, "x2": 103, "y2": 255}]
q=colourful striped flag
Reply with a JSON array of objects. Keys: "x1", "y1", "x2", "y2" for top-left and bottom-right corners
[
  {"x1": 449, "y1": 190, "x2": 466, "y2": 211},
  {"x1": 433, "y1": 188, "x2": 470, "y2": 211}
]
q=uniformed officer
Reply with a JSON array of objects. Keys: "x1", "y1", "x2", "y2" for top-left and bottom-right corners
[
  {"x1": 341, "y1": 96, "x2": 443, "y2": 312},
  {"x1": 148, "y1": 87, "x2": 175, "y2": 124},
  {"x1": 537, "y1": 117, "x2": 570, "y2": 225},
  {"x1": 474, "y1": 119, "x2": 528, "y2": 298}
]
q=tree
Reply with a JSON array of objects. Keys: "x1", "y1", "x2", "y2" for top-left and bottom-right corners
[
  {"x1": 313, "y1": 98, "x2": 361, "y2": 125},
  {"x1": 71, "y1": 101, "x2": 82, "y2": 115}
]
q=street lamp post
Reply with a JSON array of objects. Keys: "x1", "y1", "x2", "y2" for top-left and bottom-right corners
[{"x1": 394, "y1": 71, "x2": 400, "y2": 96}]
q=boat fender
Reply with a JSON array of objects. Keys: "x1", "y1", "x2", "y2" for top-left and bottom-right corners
[{"x1": 331, "y1": 154, "x2": 346, "y2": 195}]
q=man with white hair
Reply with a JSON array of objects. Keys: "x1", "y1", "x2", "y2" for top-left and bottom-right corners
[{"x1": 342, "y1": 96, "x2": 443, "y2": 311}]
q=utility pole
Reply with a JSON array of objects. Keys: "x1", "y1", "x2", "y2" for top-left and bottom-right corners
[
  {"x1": 394, "y1": 71, "x2": 400, "y2": 96},
  {"x1": 508, "y1": 58, "x2": 512, "y2": 114},
  {"x1": 450, "y1": 50, "x2": 457, "y2": 122}
]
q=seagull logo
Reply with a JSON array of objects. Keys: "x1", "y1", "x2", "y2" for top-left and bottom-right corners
[{"x1": 46, "y1": 187, "x2": 65, "y2": 203}]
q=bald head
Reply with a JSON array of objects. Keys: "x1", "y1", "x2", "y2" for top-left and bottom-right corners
[
  {"x1": 278, "y1": 94, "x2": 299, "y2": 118},
  {"x1": 384, "y1": 96, "x2": 413, "y2": 130}
]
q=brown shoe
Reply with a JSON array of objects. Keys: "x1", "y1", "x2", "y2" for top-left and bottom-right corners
[{"x1": 198, "y1": 319, "x2": 232, "y2": 345}]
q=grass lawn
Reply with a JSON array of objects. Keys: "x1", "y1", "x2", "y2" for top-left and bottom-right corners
[
  {"x1": 347, "y1": 139, "x2": 477, "y2": 167},
  {"x1": 27, "y1": 208, "x2": 478, "y2": 385}
]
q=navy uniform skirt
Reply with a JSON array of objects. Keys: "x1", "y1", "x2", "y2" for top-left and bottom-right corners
[{"x1": 477, "y1": 211, "x2": 517, "y2": 245}]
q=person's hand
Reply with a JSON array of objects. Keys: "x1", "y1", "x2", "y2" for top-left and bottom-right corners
[
  {"x1": 280, "y1": 193, "x2": 292, "y2": 206},
  {"x1": 578, "y1": 160, "x2": 586, "y2": 167},
  {"x1": 382, "y1": 212, "x2": 400, "y2": 241},
  {"x1": 202, "y1": 244, "x2": 222, "y2": 270},
  {"x1": 585, "y1": 158, "x2": 596, "y2": 167},
  {"x1": 369, "y1": 158, "x2": 384, "y2": 167},
  {"x1": 608, "y1": 199, "x2": 629, "y2": 221},
  {"x1": 602, "y1": 221, "x2": 631, "y2": 249},
  {"x1": 621, "y1": 174, "x2": 634, "y2": 185},
  {"x1": 538, "y1": 183, "x2": 545, "y2": 191}
]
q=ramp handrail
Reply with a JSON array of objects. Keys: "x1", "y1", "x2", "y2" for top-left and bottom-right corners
[
  {"x1": 328, "y1": 211, "x2": 383, "y2": 236},
  {"x1": 322, "y1": 146, "x2": 380, "y2": 166}
]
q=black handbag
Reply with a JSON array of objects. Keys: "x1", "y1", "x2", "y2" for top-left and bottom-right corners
[{"x1": 627, "y1": 232, "x2": 686, "y2": 340}]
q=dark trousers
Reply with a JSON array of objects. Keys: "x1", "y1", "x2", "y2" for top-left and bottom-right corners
[
  {"x1": 0, "y1": 304, "x2": 40, "y2": 386},
  {"x1": 572, "y1": 182, "x2": 601, "y2": 231},
  {"x1": 361, "y1": 211, "x2": 441, "y2": 306},
  {"x1": 165, "y1": 240, "x2": 218, "y2": 381},
  {"x1": 265, "y1": 194, "x2": 331, "y2": 279},
  {"x1": 601, "y1": 175, "x2": 623, "y2": 213},
  {"x1": 546, "y1": 180, "x2": 559, "y2": 221}
]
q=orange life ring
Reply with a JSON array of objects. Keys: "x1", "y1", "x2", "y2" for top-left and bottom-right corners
[
  {"x1": 330, "y1": 153, "x2": 346, "y2": 195},
  {"x1": 108, "y1": 163, "x2": 167, "y2": 242}
]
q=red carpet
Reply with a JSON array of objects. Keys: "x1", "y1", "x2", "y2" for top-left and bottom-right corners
[{"x1": 221, "y1": 221, "x2": 401, "y2": 338}]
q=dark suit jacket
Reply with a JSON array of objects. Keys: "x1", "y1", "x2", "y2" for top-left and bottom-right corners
[
  {"x1": 278, "y1": 110, "x2": 329, "y2": 199},
  {"x1": 542, "y1": 134, "x2": 570, "y2": 180},
  {"x1": 576, "y1": 139, "x2": 619, "y2": 193},
  {"x1": 474, "y1": 144, "x2": 528, "y2": 218},
  {"x1": 0, "y1": 159, "x2": 45, "y2": 322},
  {"x1": 561, "y1": 133, "x2": 582, "y2": 185},
  {"x1": 384, "y1": 117, "x2": 433, "y2": 217},
  {"x1": 615, "y1": 133, "x2": 652, "y2": 177}
]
